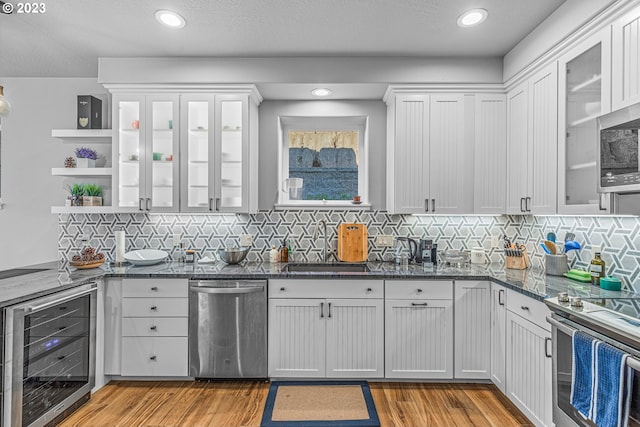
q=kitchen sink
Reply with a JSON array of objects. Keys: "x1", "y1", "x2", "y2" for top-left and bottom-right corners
[{"x1": 283, "y1": 263, "x2": 369, "y2": 273}]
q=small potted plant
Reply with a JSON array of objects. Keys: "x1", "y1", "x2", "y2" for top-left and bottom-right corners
[
  {"x1": 82, "y1": 183, "x2": 103, "y2": 206},
  {"x1": 68, "y1": 183, "x2": 85, "y2": 206},
  {"x1": 74, "y1": 147, "x2": 98, "y2": 168}
]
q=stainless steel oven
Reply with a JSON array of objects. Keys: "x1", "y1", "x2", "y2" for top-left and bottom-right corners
[
  {"x1": 546, "y1": 296, "x2": 640, "y2": 427},
  {"x1": 2, "y1": 282, "x2": 97, "y2": 427}
]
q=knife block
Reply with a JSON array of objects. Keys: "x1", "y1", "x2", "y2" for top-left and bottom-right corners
[{"x1": 505, "y1": 248, "x2": 531, "y2": 270}]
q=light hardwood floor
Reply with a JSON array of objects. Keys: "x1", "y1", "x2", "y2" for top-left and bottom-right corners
[{"x1": 58, "y1": 381, "x2": 533, "y2": 427}]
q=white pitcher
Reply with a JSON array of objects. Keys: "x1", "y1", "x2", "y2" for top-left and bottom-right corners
[{"x1": 282, "y1": 178, "x2": 303, "y2": 200}]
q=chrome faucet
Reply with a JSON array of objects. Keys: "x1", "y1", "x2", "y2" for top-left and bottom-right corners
[{"x1": 313, "y1": 219, "x2": 328, "y2": 263}]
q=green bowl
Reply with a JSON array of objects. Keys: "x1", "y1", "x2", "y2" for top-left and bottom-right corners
[{"x1": 600, "y1": 276, "x2": 622, "y2": 291}]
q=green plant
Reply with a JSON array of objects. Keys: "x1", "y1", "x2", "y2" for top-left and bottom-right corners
[
  {"x1": 68, "y1": 183, "x2": 85, "y2": 197},
  {"x1": 83, "y1": 184, "x2": 102, "y2": 197}
]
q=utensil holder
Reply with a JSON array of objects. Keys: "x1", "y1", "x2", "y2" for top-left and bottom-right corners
[{"x1": 545, "y1": 253, "x2": 568, "y2": 276}]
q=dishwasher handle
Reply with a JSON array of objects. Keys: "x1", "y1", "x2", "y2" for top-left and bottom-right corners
[{"x1": 189, "y1": 286, "x2": 264, "y2": 295}]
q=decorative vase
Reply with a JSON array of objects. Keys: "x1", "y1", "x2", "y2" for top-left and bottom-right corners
[
  {"x1": 76, "y1": 158, "x2": 95, "y2": 168},
  {"x1": 71, "y1": 195, "x2": 83, "y2": 206}
]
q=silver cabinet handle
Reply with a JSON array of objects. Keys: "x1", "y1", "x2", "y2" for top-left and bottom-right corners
[
  {"x1": 599, "y1": 193, "x2": 607, "y2": 211},
  {"x1": 215, "y1": 197, "x2": 221, "y2": 211},
  {"x1": 139, "y1": 198, "x2": 144, "y2": 211},
  {"x1": 189, "y1": 286, "x2": 263, "y2": 295},
  {"x1": 24, "y1": 286, "x2": 96, "y2": 313},
  {"x1": 498, "y1": 289, "x2": 505, "y2": 306},
  {"x1": 209, "y1": 198, "x2": 214, "y2": 211},
  {"x1": 521, "y1": 305, "x2": 529, "y2": 311},
  {"x1": 425, "y1": 199, "x2": 429, "y2": 212},
  {"x1": 150, "y1": 326, "x2": 157, "y2": 331},
  {"x1": 545, "y1": 337, "x2": 552, "y2": 358},
  {"x1": 146, "y1": 198, "x2": 151, "y2": 211},
  {"x1": 525, "y1": 197, "x2": 531, "y2": 212},
  {"x1": 328, "y1": 302, "x2": 332, "y2": 318},
  {"x1": 520, "y1": 197, "x2": 525, "y2": 212},
  {"x1": 431, "y1": 198, "x2": 435, "y2": 213},
  {"x1": 411, "y1": 302, "x2": 429, "y2": 306},
  {"x1": 320, "y1": 302, "x2": 324, "y2": 318}
]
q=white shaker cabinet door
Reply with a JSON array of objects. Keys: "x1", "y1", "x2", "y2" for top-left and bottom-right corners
[
  {"x1": 454, "y1": 281, "x2": 491, "y2": 379},
  {"x1": 325, "y1": 299, "x2": 384, "y2": 378},
  {"x1": 506, "y1": 82, "x2": 529, "y2": 214},
  {"x1": 613, "y1": 6, "x2": 640, "y2": 111},
  {"x1": 384, "y1": 299, "x2": 454, "y2": 379},
  {"x1": 490, "y1": 283, "x2": 507, "y2": 393},
  {"x1": 506, "y1": 311, "x2": 553, "y2": 427},
  {"x1": 268, "y1": 298, "x2": 326, "y2": 378}
]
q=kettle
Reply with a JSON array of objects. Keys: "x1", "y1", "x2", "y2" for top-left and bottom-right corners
[{"x1": 396, "y1": 237, "x2": 418, "y2": 263}]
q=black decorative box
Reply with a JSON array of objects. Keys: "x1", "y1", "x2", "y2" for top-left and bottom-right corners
[{"x1": 77, "y1": 95, "x2": 102, "y2": 129}]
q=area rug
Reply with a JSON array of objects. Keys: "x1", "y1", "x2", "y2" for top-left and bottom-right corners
[{"x1": 260, "y1": 381, "x2": 380, "y2": 427}]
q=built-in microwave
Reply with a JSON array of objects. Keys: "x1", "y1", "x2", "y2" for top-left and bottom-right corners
[{"x1": 598, "y1": 103, "x2": 640, "y2": 193}]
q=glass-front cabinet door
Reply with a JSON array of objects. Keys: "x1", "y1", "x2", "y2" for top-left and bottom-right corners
[
  {"x1": 558, "y1": 29, "x2": 612, "y2": 214},
  {"x1": 114, "y1": 95, "x2": 145, "y2": 210},
  {"x1": 215, "y1": 95, "x2": 249, "y2": 212},
  {"x1": 180, "y1": 94, "x2": 214, "y2": 212}
]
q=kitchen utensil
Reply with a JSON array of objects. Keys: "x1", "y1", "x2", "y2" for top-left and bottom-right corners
[
  {"x1": 337, "y1": 223, "x2": 368, "y2": 262},
  {"x1": 544, "y1": 240, "x2": 557, "y2": 255},
  {"x1": 564, "y1": 232, "x2": 575, "y2": 242},
  {"x1": 563, "y1": 269, "x2": 592, "y2": 282},
  {"x1": 546, "y1": 232, "x2": 556, "y2": 243},
  {"x1": 564, "y1": 240, "x2": 581, "y2": 253},
  {"x1": 600, "y1": 276, "x2": 622, "y2": 291},
  {"x1": 217, "y1": 246, "x2": 250, "y2": 264},
  {"x1": 540, "y1": 243, "x2": 551, "y2": 254}
]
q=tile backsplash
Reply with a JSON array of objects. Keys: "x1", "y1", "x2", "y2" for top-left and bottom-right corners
[{"x1": 59, "y1": 211, "x2": 640, "y2": 291}]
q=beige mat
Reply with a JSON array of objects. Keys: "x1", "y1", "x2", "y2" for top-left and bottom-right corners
[{"x1": 271, "y1": 385, "x2": 369, "y2": 421}]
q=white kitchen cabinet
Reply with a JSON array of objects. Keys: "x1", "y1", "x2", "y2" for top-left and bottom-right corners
[
  {"x1": 558, "y1": 28, "x2": 612, "y2": 214},
  {"x1": 112, "y1": 93, "x2": 180, "y2": 212},
  {"x1": 121, "y1": 337, "x2": 188, "y2": 377},
  {"x1": 179, "y1": 93, "x2": 259, "y2": 213},
  {"x1": 613, "y1": 6, "x2": 640, "y2": 111},
  {"x1": 506, "y1": 63, "x2": 558, "y2": 214},
  {"x1": 386, "y1": 92, "x2": 472, "y2": 214},
  {"x1": 268, "y1": 280, "x2": 384, "y2": 379},
  {"x1": 385, "y1": 280, "x2": 454, "y2": 379},
  {"x1": 474, "y1": 94, "x2": 507, "y2": 214},
  {"x1": 454, "y1": 281, "x2": 491, "y2": 380},
  {"x1": 104, "y1": 278, "x2": 122, "y2": 375},
  {"x1": 490, "y1": 283, "x2": 507, "y2": 393}
]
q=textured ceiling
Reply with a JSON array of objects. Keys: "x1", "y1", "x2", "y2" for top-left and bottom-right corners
[{"x1": 0, "y1": 0, "x2": 567, "y2": 78}]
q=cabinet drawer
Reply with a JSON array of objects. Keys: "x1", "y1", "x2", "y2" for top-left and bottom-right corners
[
  {"x1": 385, "y1": 280, "x2": 452, "y2": 300},
  {"x1": 269, "y1": 279, "x2": 383, "y2": 299},
  {"x1": 122, "y1": 279, "x2": 188, "y2": 298},
  {"x1": 122, "y1": 297, "x2": 188, "y2": 317},
  {"x1": 121, "y1": 337, "x2": 188, "y2": 377},
  {"x1": 122, "y1": 317, "x2": 188, "y2": 337},
  {"x1": 506, "y1": 289, "x2": 550, "y2": 331}
]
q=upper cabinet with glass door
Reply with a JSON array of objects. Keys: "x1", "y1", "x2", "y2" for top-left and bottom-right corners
[
  {"x1": 113, "y1": 94, "x2": 180, "y2": 212},
  {"x1": 557, "y1": 29, "x2": 612, "y2": 214},
  {"x1": 179, "y1": 91, "x2": 260, "y2": 213}
]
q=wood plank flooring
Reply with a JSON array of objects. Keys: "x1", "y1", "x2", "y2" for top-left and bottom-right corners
[{"x1": 58, "y1": 381, "x2": 533, "y2": 427}]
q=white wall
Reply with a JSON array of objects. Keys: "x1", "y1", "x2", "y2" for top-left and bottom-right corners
[
  {"x1": 0, "y1": 78, "x2": 109, "y2": 270},
  {"x1": 258, "y1": 100, "x2": 387, "y2": 210}
]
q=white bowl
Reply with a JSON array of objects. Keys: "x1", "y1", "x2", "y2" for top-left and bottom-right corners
[{"x1": 124, "y1": 249, "x2": 169, "y2": 266}]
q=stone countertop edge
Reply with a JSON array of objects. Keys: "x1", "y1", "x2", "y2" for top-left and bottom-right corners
[{"x1": 1, "y1": 261, "x2": 637, "y2": 307}]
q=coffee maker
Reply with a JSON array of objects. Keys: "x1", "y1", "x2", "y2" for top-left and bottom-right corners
[{"x1": 416, "y1": 239, "x2": 438, "y2": 265}]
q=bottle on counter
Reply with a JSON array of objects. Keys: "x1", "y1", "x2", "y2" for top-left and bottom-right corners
[
  {"x1": 176, "y1": 242, "x2": 186, "y2": 263},
  {"x1": 590, "y1": 252, "x2": 606, "y2": 286},
  {"x1": 279, "y1": 239, "x2": 289, "y2": 263},
  {"x1": 270, "y1": 246, "x2": 279, "y2": 263}
]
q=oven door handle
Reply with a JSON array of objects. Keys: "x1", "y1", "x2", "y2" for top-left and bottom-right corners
[{"x1": 24, "y1": 284, "x2": 97, "y2": 313}]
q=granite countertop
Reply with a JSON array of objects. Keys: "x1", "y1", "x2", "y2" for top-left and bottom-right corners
[{"x1": 1, "y1": 260, "x2": 638, "y2": 307}]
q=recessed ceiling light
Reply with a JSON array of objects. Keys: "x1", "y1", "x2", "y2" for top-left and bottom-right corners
[
  {"x1": 155, "y1": 10, "x2": 186, "y2": 29},
  {"x1": 311, "y1": 88, "x2": 332, "y2": 97},
  {"x1": 457, "y1": 8, "x2": 488, "y2": 27}
]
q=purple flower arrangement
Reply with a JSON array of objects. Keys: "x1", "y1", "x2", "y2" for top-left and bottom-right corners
[{"x1": 74, "y1": 147, "x2": 98, "y2": 160}]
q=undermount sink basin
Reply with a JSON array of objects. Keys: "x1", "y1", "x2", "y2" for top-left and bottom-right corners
[{"x1": 283, "y1": 263, "x2": 369, "y2": 273}]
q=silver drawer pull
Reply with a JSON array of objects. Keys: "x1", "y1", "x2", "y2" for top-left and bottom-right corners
[
  {"x1": 150, "y1": 306, "x2": 158, "y2": 311},
  {"x1": 412, "y1": 302, "x2": 428, "y2": 306},
  {"x1": 150, "y1": 326, "x2": 157, "y2": 331},
  {"x1": 521, "y1": 306, "x2": 529, "y2": 311},
  {"x1": 150, "y1": 356, "x2": 157, "y2": 361},
  {"x1": 151, "y1": 287, "x2": 158, "y2": 292},
  {"x1": 280, "y1": 287, "x2": 285, "y2": 292},
  {"x1": 416, "y1": 289, "x2": 423, "y2": 294},
  {"x1": 366, "y1": 288, "x2": 372, "y2": 293}
]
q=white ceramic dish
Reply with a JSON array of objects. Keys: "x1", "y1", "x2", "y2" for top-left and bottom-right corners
[{"x1": 124, "y1": 249, "x2": 169, "y2": 266}]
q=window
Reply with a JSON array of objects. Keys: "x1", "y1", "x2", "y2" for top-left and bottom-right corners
[{"x1": 278, "y1": 116, "x2": 368, "y2": 207}]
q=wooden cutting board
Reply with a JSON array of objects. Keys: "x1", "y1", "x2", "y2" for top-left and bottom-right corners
[{"x1": 337, "y1": 223, "x2": 368, "y2": 262}]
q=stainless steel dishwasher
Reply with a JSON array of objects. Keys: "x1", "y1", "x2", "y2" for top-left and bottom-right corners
[{"x1": 188, "y1": 280, "x2": 267, "y2": 378}]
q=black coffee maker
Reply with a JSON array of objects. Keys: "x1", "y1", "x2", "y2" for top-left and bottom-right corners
[{"x1": 416, "y1": 239, "x2": 438, "y2": 265}]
